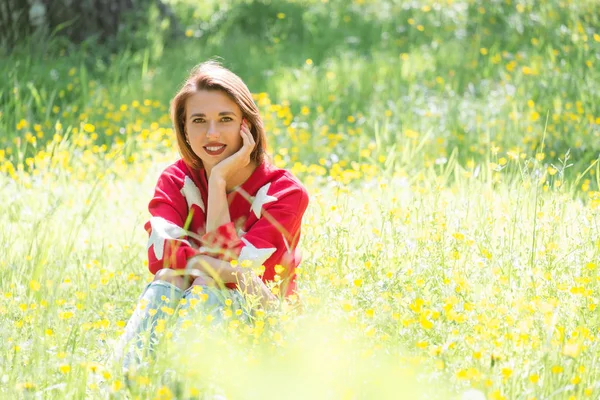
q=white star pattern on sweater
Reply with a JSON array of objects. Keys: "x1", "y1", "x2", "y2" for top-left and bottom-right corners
[
  {"x1": 147, "y1": 217, "x2": 191, "y2": 260},
  {"x1": 180, "y1": 176, "x2": 205, "y2": 213},
  {"x1": 238, "y1": 237, "x2": 276, "y2": 268},
  {"x1": 250, "y1": 183, "x2": 278, "y2": 219}
]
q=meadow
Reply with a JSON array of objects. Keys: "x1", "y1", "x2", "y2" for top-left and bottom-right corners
[{"x1": 1, "y1": 0, "x2": 600, "y2": 398}]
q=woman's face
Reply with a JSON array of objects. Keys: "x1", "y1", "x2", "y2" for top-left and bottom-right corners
[{"x1": 184, "y1": 90, "x2": 245, "y2": 171}]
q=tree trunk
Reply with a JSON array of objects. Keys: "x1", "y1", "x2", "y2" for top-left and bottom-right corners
[
  {"x1": 0, "y1": 0, "x2": 181, "y2": 49},
  {"x1": 0, "y1": 0, "x2": 32, "y2": 48}
]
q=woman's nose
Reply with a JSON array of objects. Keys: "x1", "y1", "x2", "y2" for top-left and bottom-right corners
[{"x1": 206, "y1": 121, "x2": 218, "y2": 137}]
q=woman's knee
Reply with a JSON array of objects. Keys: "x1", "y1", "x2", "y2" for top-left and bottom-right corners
[
  {"x1": 153, "y1": 269, "x2": 189, "y2": 291},
  {"x1": 191, "y1": 274, "x2": 216, "y2": 287}
]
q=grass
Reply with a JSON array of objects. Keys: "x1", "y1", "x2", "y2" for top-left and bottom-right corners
[{"x1": 1, "y1": 0, "x2": 600, "y2": 398}]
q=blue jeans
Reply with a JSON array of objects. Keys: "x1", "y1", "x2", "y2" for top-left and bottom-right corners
[{"x1": 116, "y1": 280, "x2": 249, "y2": 372}]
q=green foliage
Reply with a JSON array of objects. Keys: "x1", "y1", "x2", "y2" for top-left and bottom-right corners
[{"x1": 1, "y1": 0, "x2": 599, "y2": 174}]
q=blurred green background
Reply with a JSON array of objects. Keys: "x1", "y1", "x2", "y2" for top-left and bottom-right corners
[{"x1": 1, "y1": 0, "x2": 599, "y2": 185}]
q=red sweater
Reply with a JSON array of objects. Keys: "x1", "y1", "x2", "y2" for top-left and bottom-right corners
[{"x1": 144, "y1": 159, "x2": 309, "y2": 297}]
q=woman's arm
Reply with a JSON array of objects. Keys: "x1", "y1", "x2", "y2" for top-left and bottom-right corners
[
  {"x1": 198, "y1": 181, "x2": 309, "y2": 299},
  {"x1": 205, "y1": 118, "x2": 254, "y2": 233},
  {"x1": 186, "y1": 254, "x2": 277, "y2": 309},
  {"x1": 145, "y1": 166, "x2": 207, "y2": 274},
  {"x1": 205, "y1": 177, "x2": 231, "y2": 233}
]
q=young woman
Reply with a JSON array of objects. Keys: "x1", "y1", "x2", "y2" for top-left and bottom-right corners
[{"x1": 117, "y1": 61, "x2": 309, "y2": 370}]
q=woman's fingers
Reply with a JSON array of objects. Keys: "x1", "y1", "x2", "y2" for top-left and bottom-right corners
[
  {"x1": 241, "y1": 126, "x2": 250, "y2": 147},
  {"x1": 240, "y1": 121, "x2": 254, "y2": 154},
  {"x1": 242, "y1": 120, "x2": 254, "y2": 139}
]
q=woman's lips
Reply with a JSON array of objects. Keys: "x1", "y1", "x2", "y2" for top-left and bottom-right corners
[{"x1": 204, "y1": 145, "x2": 226, "y2": 155}]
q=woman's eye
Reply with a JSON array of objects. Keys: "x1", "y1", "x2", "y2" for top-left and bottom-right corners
[{"x1": 191, "y1": 118, "x2": 231, "y2": 123}]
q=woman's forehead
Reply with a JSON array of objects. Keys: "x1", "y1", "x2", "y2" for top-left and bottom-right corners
[{"x1": 186, "y1": 90, "x2": 240, "y2": 114}]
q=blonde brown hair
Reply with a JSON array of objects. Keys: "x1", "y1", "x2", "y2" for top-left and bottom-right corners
[{"x1": 171, "y1": 61, "x2": 269, "y2": 170}]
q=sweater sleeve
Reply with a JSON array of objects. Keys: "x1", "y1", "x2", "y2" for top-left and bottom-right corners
[
  {"x1": 144, "y1": 171, "x2": 204, "y2": 275},
  {"x1": 200, "y1": 183, "x2": 309, "y2": 289}
]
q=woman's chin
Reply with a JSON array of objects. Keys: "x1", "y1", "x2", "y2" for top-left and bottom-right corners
[{"x1": 202, "y1": 156, "x2": 222, "y2": 166}]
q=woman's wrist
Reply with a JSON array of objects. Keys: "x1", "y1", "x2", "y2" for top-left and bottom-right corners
[
  {"x1": 208, "y1": 175, "x2": 226, "y2": 190},
  {"x1": 206, "y1": 177, "x2": 229, "y2": 233}
]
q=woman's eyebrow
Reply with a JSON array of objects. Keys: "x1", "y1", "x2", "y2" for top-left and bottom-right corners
[{"x1": 189, "y1": 111, "x2": 237, "y2": 118}]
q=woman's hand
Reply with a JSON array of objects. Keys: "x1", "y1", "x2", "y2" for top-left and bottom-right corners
[
  {"x1": 235, "y1": 269, "x2": 278, "y2": 310},
  {"x1": 209, "y1": 118, "x2": 255, "y2": 187},
  {"x1": 204, "y1": 119, "x2": 253, "y2": 232},
  {"x1": 186, "y1": 254, "x2": 242, "y2": 285},
  {"x1": 186, "y1": 255, "x2": 278, "y2": 309}
]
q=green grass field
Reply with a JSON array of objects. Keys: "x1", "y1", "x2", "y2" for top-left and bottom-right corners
[{"x1": 1, "y1": 0, "x2": 600, "y2": 398}]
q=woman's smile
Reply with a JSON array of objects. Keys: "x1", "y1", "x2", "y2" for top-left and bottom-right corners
[{"x1": 204, "y1": 144, "x2": 227, "y2": 155}]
